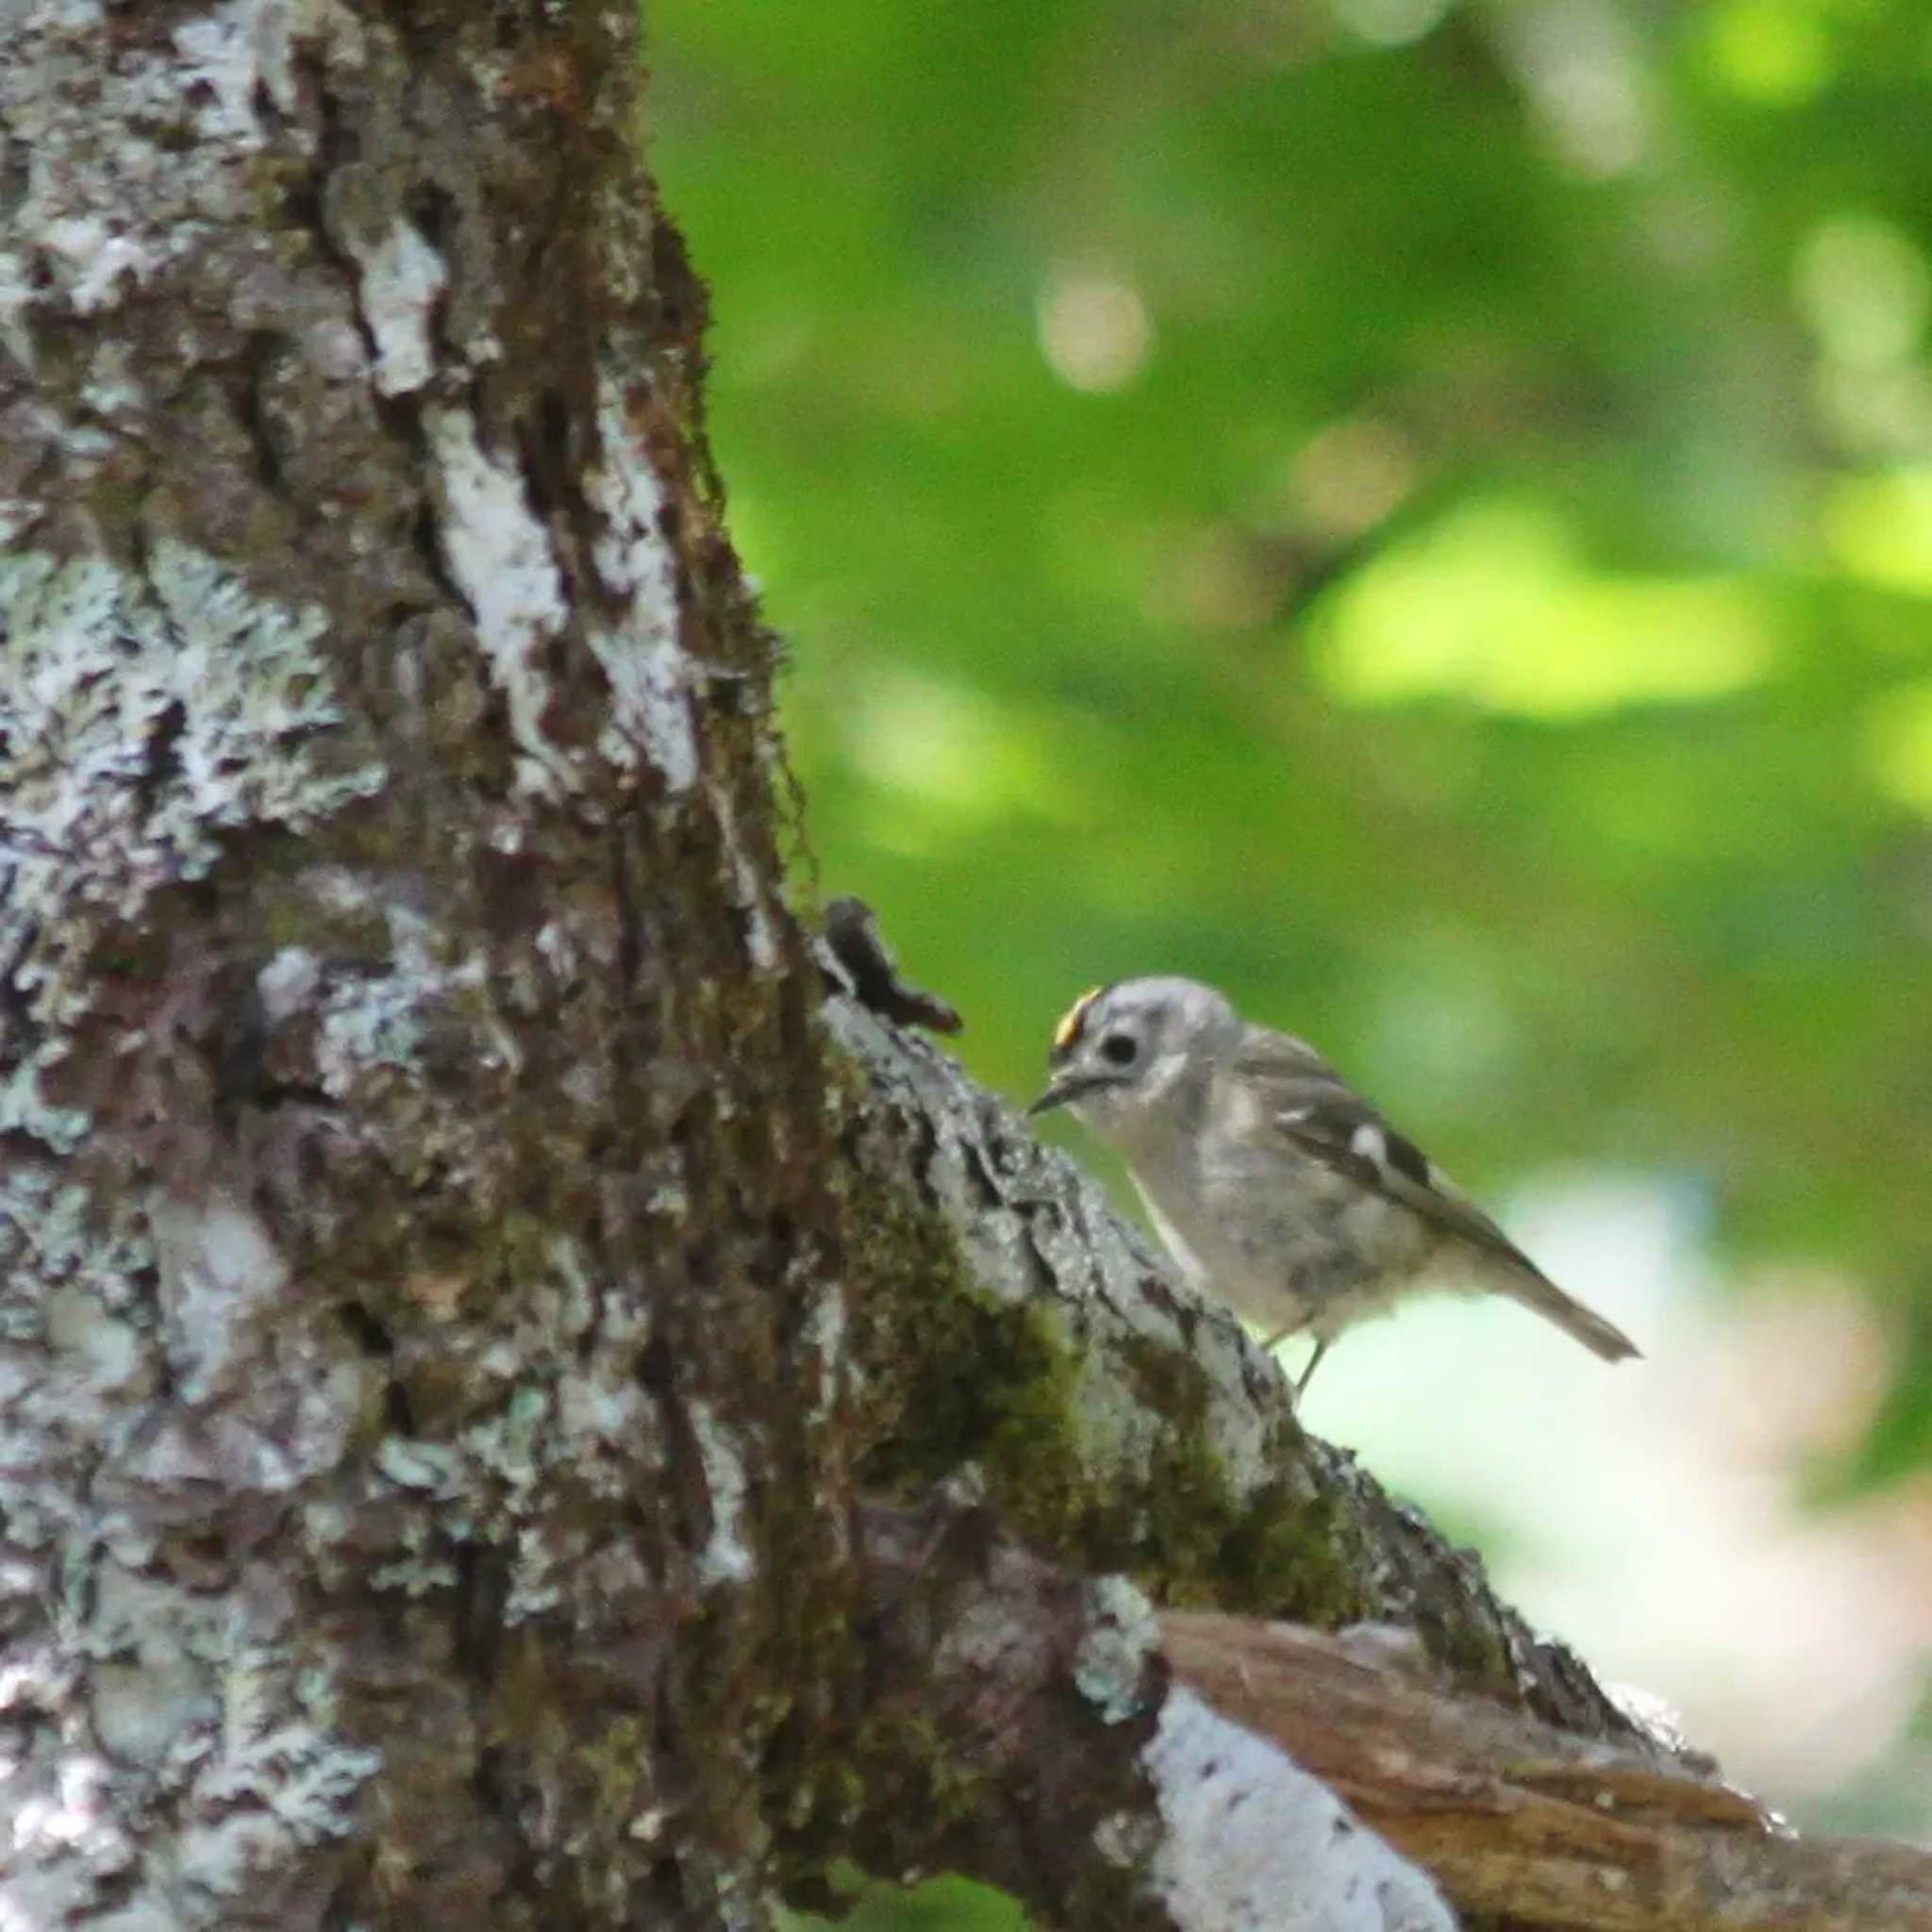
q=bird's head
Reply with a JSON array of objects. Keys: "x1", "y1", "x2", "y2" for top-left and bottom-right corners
[{"x1": 1027, "y1": 975, "x2": 1237, "y2": 1146}]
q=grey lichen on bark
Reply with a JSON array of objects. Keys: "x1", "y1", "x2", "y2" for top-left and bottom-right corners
[{"x1": 2, "y1": 1, "x2": 837, "y2": 1925}]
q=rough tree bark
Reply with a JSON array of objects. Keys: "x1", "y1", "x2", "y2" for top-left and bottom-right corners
[{"x1": 1, "y1": 4, "x2": 1926, "y2": 1930}]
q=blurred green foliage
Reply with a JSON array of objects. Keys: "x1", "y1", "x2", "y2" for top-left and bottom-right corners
[
  {"x1": 779, "y1": 1869, "x2": 1027, "y2": 1932},
  {"x1": 649, "y1": 0, "x2": 1932, "y2": 1487}
]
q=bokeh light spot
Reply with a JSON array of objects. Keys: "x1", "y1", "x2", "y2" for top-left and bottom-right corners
[
  {"x1": 1794, "y1": 214, "x2": 1931, "y2": 370},
  {"x1": 1312, "y1": 499, "x2": 1778, "y2": 715},
  {"x1": 1865, "y1": 678, "x2": 1932, "y2": 817},
  {"x1": 1701, "y1": 0, "x2": 1833, "y2": 105},
  {"x1": 1824, "y1": 467, "x2": 1932, "y2": 597},
  {"x1": 1500, "y1": 0, "x2": 1651, "y2": 178},
  {"x1": 1288, "y1": 417, "x2": 1419, "y2": 541},
  {"x1": 1038, "y1": 268, "x2": 1154, "y2": 392},
  {"x1": 844, "y1": 668, "x2": 1096, "y2": 843},
  {"x1": 1329, "y1": 0, "x2": 1454, "y2": 51}
]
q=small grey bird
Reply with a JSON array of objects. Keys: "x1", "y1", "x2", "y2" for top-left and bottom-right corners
[{"x1": 1028, "y1": 977, "x2": 1639, "y2": 1395}]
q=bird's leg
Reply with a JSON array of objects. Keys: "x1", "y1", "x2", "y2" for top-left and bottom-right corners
[
  {"x1": 1293, "y1": 1338, "x2": 1328, "y2": 1400},
  {"x1": 1256, "y1": 1317, "x2": 1326, "y2": 1404}
]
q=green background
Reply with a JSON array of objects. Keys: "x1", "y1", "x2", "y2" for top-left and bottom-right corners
[{"x1": 650, "y1": 0, "x2": 1932, "y2": 1858}]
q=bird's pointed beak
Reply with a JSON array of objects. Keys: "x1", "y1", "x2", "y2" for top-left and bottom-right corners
[{"x1": 1026, "y1": 1073, "x2": 1109, "y2": 1117}]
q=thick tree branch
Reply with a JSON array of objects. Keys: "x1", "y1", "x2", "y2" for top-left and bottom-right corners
[
  {"x1": 1163, "y1": 1612, "x2": 1932, "y2": 1931},
  {"x1": 824, "y1": 984, "x2": 1654, "y2": 1741},
  {"x1": 852, "y1": 1489, "x2": 1932, "y2": 1932},
  {"x1": 855, "y1": 1494, "x2": 1454, "y2": 1932}
]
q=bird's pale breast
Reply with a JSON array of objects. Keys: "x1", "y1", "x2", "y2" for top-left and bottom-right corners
[{"x1": 1129, "y1": 1125, "x2": 1434, "y2": 1339}]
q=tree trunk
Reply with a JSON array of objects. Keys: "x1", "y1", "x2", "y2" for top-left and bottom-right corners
[{"x1": 0, "y1": 5, "x2": 1924, "y2": 1930}]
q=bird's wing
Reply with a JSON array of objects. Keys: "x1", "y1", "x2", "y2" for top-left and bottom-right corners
[{"x1": 1229, "y1": 1025, "x2": 1553, "y2": 1284}]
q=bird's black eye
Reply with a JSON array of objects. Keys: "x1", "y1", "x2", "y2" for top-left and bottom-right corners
[{"x1": 1100, "y1": 1031, "x2": 1138, "y2": 1067}]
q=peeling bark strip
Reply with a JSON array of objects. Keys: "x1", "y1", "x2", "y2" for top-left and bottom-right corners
[{"x1": 1164, "y1": 1615, "x2": 1932, "y2": 1931}]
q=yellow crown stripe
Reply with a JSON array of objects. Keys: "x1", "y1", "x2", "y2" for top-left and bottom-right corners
[{"x1": 1053, "y1": 986, "x2": 1108, "y2": 1052}]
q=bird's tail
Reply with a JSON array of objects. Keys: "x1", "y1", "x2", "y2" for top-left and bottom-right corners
[{"x1": 1500, "y1": 1270, "x2": 1641, "y2": 1363}]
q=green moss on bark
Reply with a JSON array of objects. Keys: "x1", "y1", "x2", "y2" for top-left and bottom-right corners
[{"x1": 841, "y1": 1172, "x2": 1365, "y2": 1627}]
